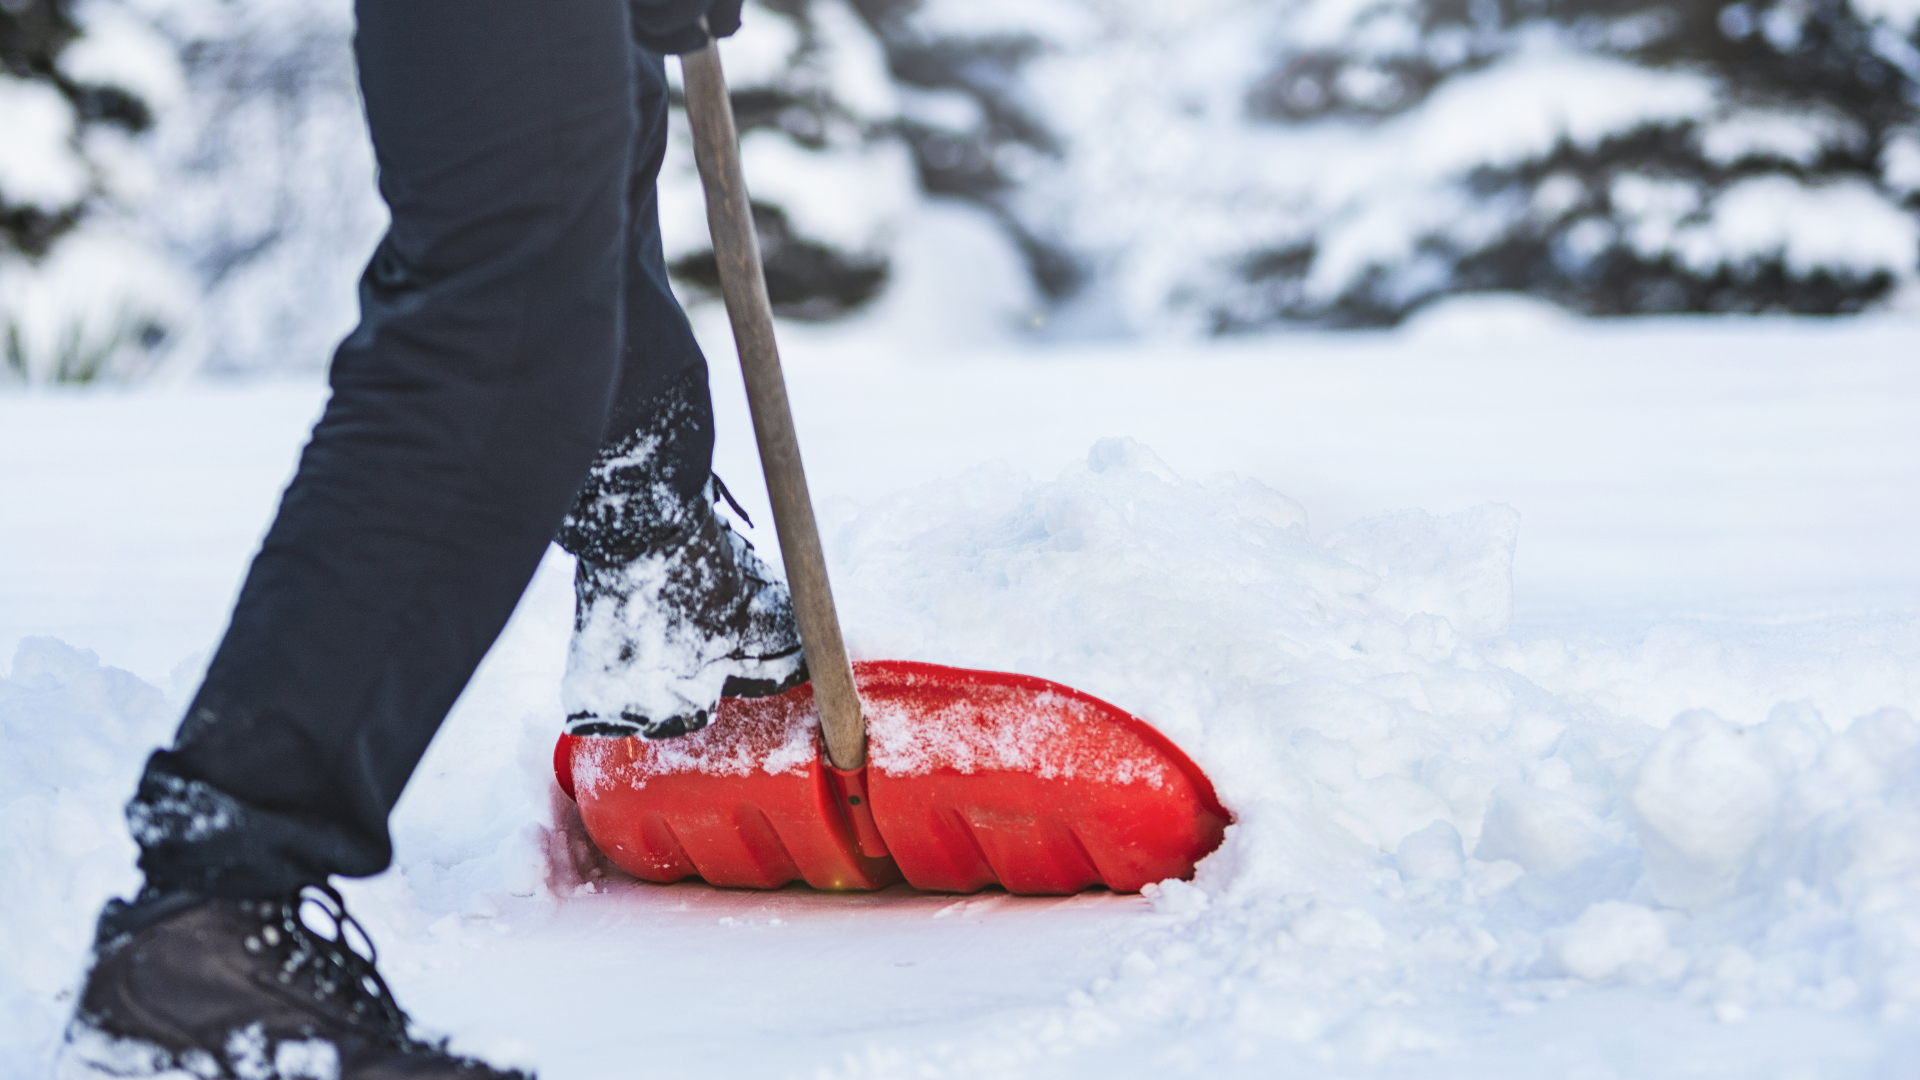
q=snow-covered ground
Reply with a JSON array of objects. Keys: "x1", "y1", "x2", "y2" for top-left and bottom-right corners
[{"x1": 5, "y1": 309, "x2": 1920, "y2": 1078}]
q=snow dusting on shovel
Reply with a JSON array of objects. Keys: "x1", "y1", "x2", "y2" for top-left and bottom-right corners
[
  {"x1": 864, "y1": 677, "x2": 1173, "y2": 788},
  {"x1": 573, "y1": 666, "x2": 1178, "y2": 793},
  {"x1": 571, "y1": 689, "x2": 821, "y2": 792}
]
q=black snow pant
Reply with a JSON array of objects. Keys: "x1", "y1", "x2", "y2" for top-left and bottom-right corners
[{"x1": 129, "y1": 0, "x2": 716, "y2": 898}]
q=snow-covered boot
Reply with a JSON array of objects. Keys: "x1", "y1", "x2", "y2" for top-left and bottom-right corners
[
  {"x1": 59, "y1": 886, "x2": 527, "y2": 1079},
  {"x1": 562, "y1": 479, "x2": 807, "y2": 739}
]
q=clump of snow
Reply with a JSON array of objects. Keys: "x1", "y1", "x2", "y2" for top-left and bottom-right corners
[
  {"x1": 58, "y1": 0, "x2": 188, "y2": 117},
  {"x1": 1631, "y1": 710, "x2": 1789, "y2": 910},
  {"x1": 1396, "y1": 819, "x2": 1464, "y2": 881},
  {"x1": 0, "y1": 76, "x2": 90, "y2": 211},
  {"x1": 0, "y1": 639, "x2": 168, "y2": 1067},
  {"x1": 1546, "y1": 901, "x2": 1684, "y2": 983}
]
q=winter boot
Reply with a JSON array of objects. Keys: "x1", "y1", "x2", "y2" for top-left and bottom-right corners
[
  {"x1": 563, "y1": 478, "x2": 807, "y2": 739},
  {"x1": 59, "y1": 885, "x2": 527, "y2": 1079}
]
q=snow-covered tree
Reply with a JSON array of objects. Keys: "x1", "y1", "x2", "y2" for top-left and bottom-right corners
[
  {"x1": 1, "y1": 0, "x2": 195, "y2": 383},
  {"x1": 659, "y1": 0, "x2": 918, "y2": 319},
  {"x1": 850, "y1": 0, "x2": 1081, "y2": 299},
  {"x1": 18, "y1": 0, "x2": 1917, "y2": 377},
  {"x1": 663, "y1": 0, "x2": 1069, "y2": 319},
  {"x1": 951, "y1": 0, "x2": 1920, "y2": 331},
  {"x1": 1216, "y1": 0, "x2": 1920, "y2": 325}
]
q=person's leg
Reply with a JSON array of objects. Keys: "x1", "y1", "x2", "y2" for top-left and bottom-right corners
[
  {"x1": 557, "y1": 47, "x2": 714, "y2": 566},
  {"x1": 65, "y1": 2, "x2": 634, "y2": 1076},
  {"x1": 129, "y1": 0, "x2": 635, "y2": 900},
  {"x1": 554, "y1": 45, "x2": 805, "y2": 740}
]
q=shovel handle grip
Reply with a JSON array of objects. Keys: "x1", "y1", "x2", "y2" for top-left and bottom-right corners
[{"x1": 681, "y1": 43, "x2": 866, "y2": 771}]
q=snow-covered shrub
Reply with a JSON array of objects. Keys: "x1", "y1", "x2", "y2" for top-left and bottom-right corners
[
  {"x1": 661, "y1": 0, "x2": 1075, "y2": 319},
  {"x1": 18, "y1": 0, "x2": 1917, "y2": 373},
  {"x1": 951, "y1": 0, "x2": 1920, "y2": 331},
  {"x1": 1, "y1": 0, "x2": 196, "y2": 383},
  {"x1": 1224, "y1": 0, "x2": 1920, "y2": 325},
  {"x1": 849, "y1": 0, "x2": 1083, "y2": 300}
]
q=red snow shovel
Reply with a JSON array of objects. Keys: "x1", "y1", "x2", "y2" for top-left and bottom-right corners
[{"x1": 552, "y1": 40, "x2": 1227, "y2": 895}]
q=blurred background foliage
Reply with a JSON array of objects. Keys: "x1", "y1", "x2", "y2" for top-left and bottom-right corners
[{"x1": 2, "y1": 0, "x2": 1918, "y2": 383}]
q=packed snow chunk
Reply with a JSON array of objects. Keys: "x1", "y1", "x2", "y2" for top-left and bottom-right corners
[
  {"x1": 1475, "y1": 781, "x2": 1614, "y2": 874},
  {"x1": 1548, "y1": 902, "x2": 1685, "y2": 983},
  {"x1": 1396, "y1": 820, "x2": 1465, "y2": 881},
  {"x1": 1631, "y1": 711, "x2": 1783, "y2": 910},
  {"x1": 1291, "y1": 904, "x2": 1388, "y2": 951},
  {"x1": 0, "y1": 638, "x2": 173, "y2": 1068},
  {"x1": 1327, "y1": 503, "x2": 1520, "y2": 641}
]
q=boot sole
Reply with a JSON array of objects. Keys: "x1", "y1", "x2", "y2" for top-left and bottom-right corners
[{"x1": 57, "y1": 1026, "x2": 212, "y2": 1080}]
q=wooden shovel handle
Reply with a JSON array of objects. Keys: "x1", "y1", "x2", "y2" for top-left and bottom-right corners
[{"x1": 681, "y1": 42, "x2": 866, "y2": 770}]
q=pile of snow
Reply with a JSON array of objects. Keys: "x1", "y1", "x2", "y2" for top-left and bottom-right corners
[
  {"x1": 0, "y1": 639, "x2": 169, "y2": 1065},
  {"x1": 817, "y1": 440, "x2": 1920, "y2": 1072},
  {"x1": 8, "y1": 425, "x2": 1917, "y2": 1074}
]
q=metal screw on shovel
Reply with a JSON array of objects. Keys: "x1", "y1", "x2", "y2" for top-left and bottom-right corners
[{"x1": 680, "y1": 38, "x2": 867, "y2": 774}]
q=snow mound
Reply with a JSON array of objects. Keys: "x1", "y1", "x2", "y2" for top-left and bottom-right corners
[
  {"x1": 0, "y1": 639, "x2": 170, "y2": 1068},
  {"x1": 812, "y1": 439, "x2": 1920, "y2": 1073},
  {"x1": 7, "y1": 436, "x2": 1919, "y2": 1075}
]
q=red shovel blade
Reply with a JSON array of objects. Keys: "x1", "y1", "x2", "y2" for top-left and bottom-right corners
[
  {"x1": 557, "y1": 684, "x2": 901, "y2": 891},
  {"x1": 555, "y1": 660, "x2": 1228, "y2": 895}
]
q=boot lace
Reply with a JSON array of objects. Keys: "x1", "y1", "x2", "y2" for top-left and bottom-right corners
[
  {"x1": 239, "y1": 884, "x2": 410, "y2": 1042},
  {"x1": 709, "y1": 473, "x2": 755, "y2": 534}
]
